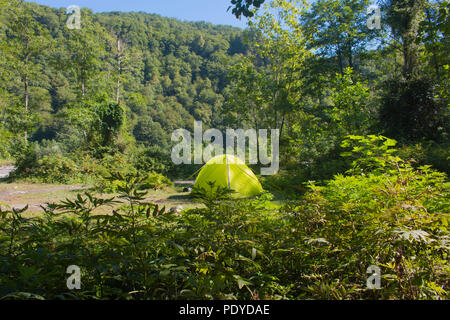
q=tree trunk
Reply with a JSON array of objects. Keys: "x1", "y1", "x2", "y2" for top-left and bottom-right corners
[
  {"x1": 337, "y1": 45, "x2": 344, "y2": 75},
  {"x1": 402, "y1": 40, "x2": 414, "y2": 79},
  {"x1": 426, "y1": 9, "x2": 440, "y2": 81},
  {"x1": 24, "y1": 73, "x2": 28, "y2": 143},
  {"x1": 347, "y1": 40, "x2": 353, "y2": 69},
  {"x1": 24, "y1": 39, "x2": 29, "y2": 143},
  {"x1": 116, "y1": 37, "x2": 122, "y2": 104}
]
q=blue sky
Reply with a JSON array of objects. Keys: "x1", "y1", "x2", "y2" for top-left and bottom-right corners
[{"x1": 27, "y1": 0, "x2": 249, "y2": 28}]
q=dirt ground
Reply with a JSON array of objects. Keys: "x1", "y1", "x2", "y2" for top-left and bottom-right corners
[{"x1": 0, "y1": 166, "x2": 200, "y2": 215}]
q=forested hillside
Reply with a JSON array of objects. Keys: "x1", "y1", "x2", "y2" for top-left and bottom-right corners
[
  {"x1": 0, "y1": 0, "x2": 448, "y2": 186},
  {"x1": 0, "y1": 0, "x2": 248, "y2": 180},
  {"x1": 0, "y1": 0, "x2": 449, "y2": 301}
]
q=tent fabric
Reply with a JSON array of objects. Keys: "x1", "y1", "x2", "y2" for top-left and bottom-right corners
[{"x1": 194, "y1": 154, "x2": 263, "y2": 198}]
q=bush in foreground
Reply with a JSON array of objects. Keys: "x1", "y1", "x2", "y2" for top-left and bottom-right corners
[{"x1": 0, "y1": 136, "x2": 448, "y2": 299}]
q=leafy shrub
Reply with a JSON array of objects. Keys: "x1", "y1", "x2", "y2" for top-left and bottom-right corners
[
  {"x1": 397, "y1": 141, "x2": 450, "y2": 174},
  {"x1": 283, "y1": 166, "x2": 449, "y2": 299},
  {"x1": 379, "y1": 77, "x2": 448, "y2": 142},
  {"x1": 92, "y1": 154, "x2": 172, "y2": 193},
  {"x1": 0, "y1": 136, "x2": 448, "y2": 300},
  {"x1": 141, "y1": 172, "x2": 173, "y2": 190},
  {"x1": 0, "y1": 174, "x2": 287, "y2": 299},
  {"x1": 7, "y1": 139, "x2": 174, "y2": 188},
  {"x1": 133, "y1": 146, "x2": 172, "y2": 175},
  {"x1": 133, "y1": 146, "x2": 199, "y2": 179},
  {"x1": 260, "y1": 171, "x2": 307, "y2": 199},
  {"x1": 340, "y1": 134, "x2": 401, "y2": 174},
  {"x1": 33, "y1": 155, "x2": 78, "y2": 184},
  {"x1": 9, "y1": 141, "x2": 84, "y2": 184},
  {"x1": 10, "y1": 140, "x2": 38, "y2": 176},
  {"x1": 0, "y1": 128, "x2": 12, "y2": 159}
]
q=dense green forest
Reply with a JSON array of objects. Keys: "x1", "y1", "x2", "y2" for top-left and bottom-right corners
[
  {"x1": 0, "y1": 0, "x2": 449, "y2": 300},
  {"x1": 0, "y1": 0, "x2": 448, "y2": 185},
  {"x1": 0, "y1": 0, "x2": 448, "y2": 187},
  {"x1": 0, "y1": 0, "x2": 251, "y2": 182}
]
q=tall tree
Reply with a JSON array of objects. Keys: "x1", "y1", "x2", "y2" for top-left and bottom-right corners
[
  {"x1": 380, "y1": 0, "x2": 427, "y2": 79},
  {"x1": 5, "y1": 0, "x2": 50, "y2": 142},
  {"x1": 417, "y1": 0, "x2": 450, "y2": 81},
  {"x1": 109, "y1": 22, "x2": 132, "y2": 105},
  {"x1": 65, "y1": 9, "x2": 104, "y2": 99},
  {"x1": 0, "y1": 0, "x2": 12, "y2": 157},
  {"x1": 378, "y1": 0, "x2": 448, "y2": 142},
  {"x1": 301, "y1": 0, "x2": 376, "y2": 74},
  {"x1": 228, "y1": 0, "x2": 310, "y2": 137}
]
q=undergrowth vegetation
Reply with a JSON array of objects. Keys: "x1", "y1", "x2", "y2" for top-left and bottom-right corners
[
  {"x1": 0, "y1": 136, "x2": 448, "y2": 300},
  {"x1": 7, "y1": 140, "x2": 172, "y2": 192}
]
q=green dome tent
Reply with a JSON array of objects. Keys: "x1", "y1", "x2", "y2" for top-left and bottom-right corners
[{"x1": 193, "y1": 154, "x2": 263, "y2": 198}]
